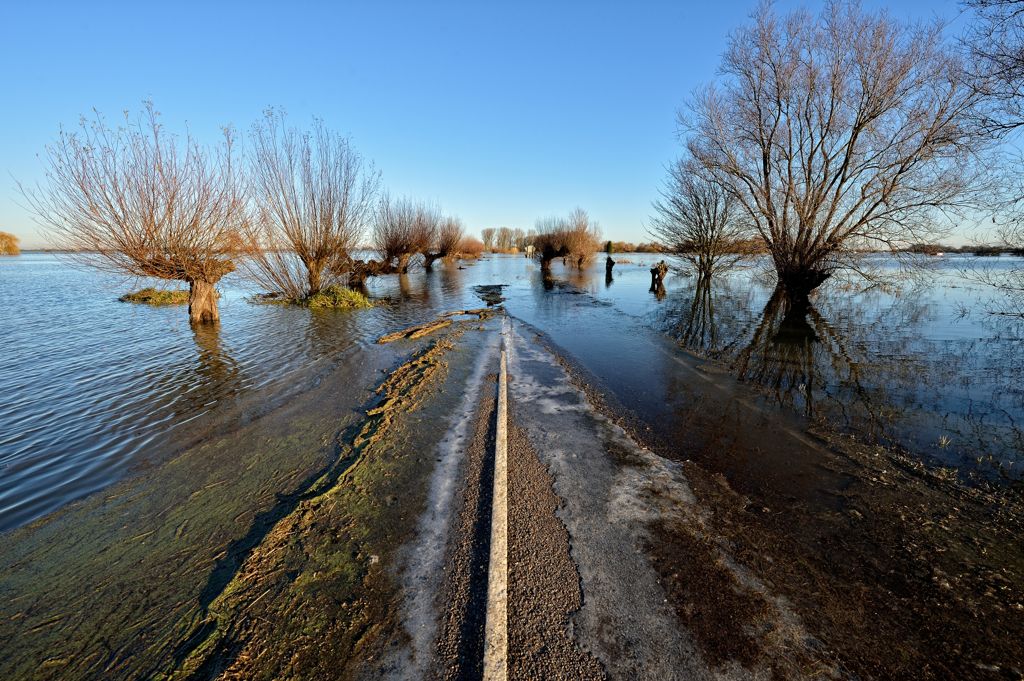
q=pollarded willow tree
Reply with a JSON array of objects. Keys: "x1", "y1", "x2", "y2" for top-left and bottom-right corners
[
  {"x1": 22, "y1": 103, "x2": 246, "y2": 323},
  {"x1": 372, "y1": 195, "x2": 439, "y2": 274},
  {"x1": 686, "y1": 1, "x2": 993, "y2": 298},
  {"x1": 533, "y1": 208, "x2": 602, "y2": 271},
  {"x1": 423, "y1": 217, "x2": 465, "y2": 270},
  {"x1": 650, "y1": 157, "x2": 749, "y2": 278},
  {"x1": 243, "y1": 110, "x2": 380, "y2": 302}
]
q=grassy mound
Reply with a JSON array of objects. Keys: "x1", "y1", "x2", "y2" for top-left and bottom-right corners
[
  {"x1": 306, "y1": 285, "x2": 373, "y2": 310},
  {"x1": 119, "y1": 287, "x2": 190, "y2": 305}
]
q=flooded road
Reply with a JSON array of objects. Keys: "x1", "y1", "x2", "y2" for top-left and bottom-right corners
[
  {"x1": 0, "y1": 252, "x2": 1022, "y2": 679},
  {"x1": 2, "y1": 252, "x2": 1020, "y2": 531}
]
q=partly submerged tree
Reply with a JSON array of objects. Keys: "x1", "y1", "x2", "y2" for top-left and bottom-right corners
[
  {"x1": 0, "y1": 231, "x2": 19, "y2": 256},
  {"x1": 686, "y1": 1, "x2": 992, "y2": 299},
  {"x1": 650, "y1": 159, "x2": 749, "y2": 278},
  {"x1": 372, "y1": 196, "x2": 438, "y2": 274},
  {"x1": 22, "y1": 103, "x2": 245, "y2": 323},
  {"x1": 423, "y1": 216, "x2": 465, "y2": 269},
  {"x1": 532, "y1": 208, "x2": 601, "y2": 271},
  {"x1": 243, "y1": 110, "x2": 380, "y2": 302}
]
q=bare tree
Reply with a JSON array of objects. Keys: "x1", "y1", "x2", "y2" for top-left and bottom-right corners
[
  {"x1": 686, "y1": 1, "x2": 992, "y2": 299},
  {"x1": 532, "y1": 209, "x2": 601, "y2": 270},
  {"x1": 533, "y1": 216, "x2": 569, "y2": 270},
  {"x1": 0, "y1": 231, "x2": 19, "y2": 256},
  {"x1": 481, "y1": 227, "x2": 496, "y2": 251},
  {"x1": 561, "y1": 208, "x2": 602, "y2": 269},
  {"x1": 651, "y1": 158, "x2": 749, "y2": 278},
  {"x1": 962, "y1": 0, "x2": 1024, "y2": 315},
  {"x1": 242, "y1": 110, "x2": 379, "y2": 301},
  {"x1": 964, "y1": 0, "x2": 1024, "y2": 134},
  {"x1": 21, "y1": 103, "x2": 246, "y2": 323},
  {"x1": 423, "y1": 216, "x2": 464, "y2": 269},
  {"x1": 372, "y1": 195, "x2": 437, "y2": 273}
]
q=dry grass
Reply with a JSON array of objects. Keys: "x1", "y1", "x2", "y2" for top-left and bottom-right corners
[{"x1": 118, "y1": 287, "x2": 190, "y2": 305}]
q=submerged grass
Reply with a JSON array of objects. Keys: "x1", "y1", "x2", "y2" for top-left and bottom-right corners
[
  {"x1": 306, "y1": 285, "x2": 374, "y2": 310},
  {"x1": 119, "y1": 287, "x2": 190, "y2": 305},
  {"x1": 251, "y1": 285, "x2": 374, "y2": 310},
  {"x1": 169, "y1": 324, "x2": 481, "y2": 680}
]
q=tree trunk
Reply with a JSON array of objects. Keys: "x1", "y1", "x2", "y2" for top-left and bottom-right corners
[
  {"x1": 188, "y1": 279, "x2": 219, "y2": 324},
  {"x1": 774, "y1": 261, "x2": 831, "y2": 299},
  {"x1": 423, "y1": 253, "x2": 440, "y2": 271},
  {"x1": 307, "y1": 263, "x2": 324, "y2": 297},
  {"x1": 650, "y1": 260, "x2": 669, "y2": 289},
  {"x1": 396, "y1": 253, "x2": 412, "y2": 274}
]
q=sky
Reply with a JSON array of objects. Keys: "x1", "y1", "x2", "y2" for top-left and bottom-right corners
[{"x1": 0, "y1": 0, "x2": 964, "y2": 248}]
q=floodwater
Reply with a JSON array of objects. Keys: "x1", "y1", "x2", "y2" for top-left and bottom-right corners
[{"x1": 0, "y1": 251, "x2": 1021, "y2": 531}]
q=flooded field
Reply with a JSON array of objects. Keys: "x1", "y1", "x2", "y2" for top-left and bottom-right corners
[{"x1": 1, "y1": 252, "x2": 1021, "y2": 531}]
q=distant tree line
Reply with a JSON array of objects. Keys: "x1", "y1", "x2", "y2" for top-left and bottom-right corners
[{"x1": 480, "y1": 226, "x2": 534, "y2": 253}]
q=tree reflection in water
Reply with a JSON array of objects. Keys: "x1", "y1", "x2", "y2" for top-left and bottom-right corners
[
  {"x1": 734, "y1": 288, "x2": 867, "y2": 422},
  {"x1": 186, "y1": 323, "x2": 243, "y2": 412},
  {"x1": 660, "y1": 273, "x2": 1024, "y2": 479}
]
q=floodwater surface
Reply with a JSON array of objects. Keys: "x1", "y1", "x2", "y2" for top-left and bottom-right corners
[{"x1": 0, "y1": 252, "x2": 1021, "y2": 531}]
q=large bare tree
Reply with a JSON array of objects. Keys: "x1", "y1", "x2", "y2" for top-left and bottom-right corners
[
  {"x1": 651, "y1": 158, "x2": 749, "y2": 278},
  {"x1": 686, "y1": 1, "x2": 992, "y2": 298},
  {"x1": 22, "y1": 103, "x2": 246, "y2": 323},
  {"x1": 962, "y1": 0, "x2": 1024, "y2": 315},
  {"x1": 243, "y1": 110, "x2": 380, "y2": 301}
]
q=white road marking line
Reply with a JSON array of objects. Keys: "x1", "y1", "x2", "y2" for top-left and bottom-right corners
[{"x1": 483, "y1": 339, "x2": 509, "y2": 681}]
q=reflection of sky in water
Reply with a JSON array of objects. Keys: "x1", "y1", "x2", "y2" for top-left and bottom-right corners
[
  {"x1": 0, "y1": 252, "x2": 1021, "y2": 530},
  {"x1": 559, "y1": 254, "x2": 1024, "y2": 480}
]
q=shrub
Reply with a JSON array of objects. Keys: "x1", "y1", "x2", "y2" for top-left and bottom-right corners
[
  {"x1": 119, "y1": 288, "x2": 190, "y2": 305},
  {"x1": 0, "y1": 231, "x2": 19, "y2": 256},
  {"x1": 305, "y1": 285, "x2": 374, "y2": 310},
  {"x1": 456, "y1": 236, "x2": 485, "y2": 258}
]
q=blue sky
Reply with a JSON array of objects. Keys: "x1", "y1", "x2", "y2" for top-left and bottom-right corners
[{"x1": 0, "y1": 0, "x2": 962, "y2": 248}]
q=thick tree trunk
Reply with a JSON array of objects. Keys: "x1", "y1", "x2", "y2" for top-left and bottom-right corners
[
  {"x1": 396, "y1": 253, "x2": 412, "y2": 274},
  {"x1": 773, "y1": 258, "x2": 832, "y2": 299},
  {"x1": 188, "y1": 279, "x2": 219, "y2": 324},
  {"x1": 423, "y1": 253, "x2": 441, "y2": 271},
  {"x1": 307, "y1": 263, "x2": 324, "y2": 297}
]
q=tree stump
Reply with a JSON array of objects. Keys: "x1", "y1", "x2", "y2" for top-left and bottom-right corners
[{"x1": 650, "y1": 260, "x2": 668, "y2": 290}]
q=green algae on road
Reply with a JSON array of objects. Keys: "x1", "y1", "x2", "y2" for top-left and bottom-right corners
[
  {"x1": 0, "y1": 315, "x2": 501, "y2": 681},
  {"x1": 170, "y1": 325, "x2": 497, "y2": 679}
]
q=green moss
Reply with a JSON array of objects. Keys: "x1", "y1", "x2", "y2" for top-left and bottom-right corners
[
  {"x1": 119, "y1": 287, "x2": 190, "y2": 305},
  {"x1": 305, "y1": 285, "x2": 373, "y2": 310}
]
